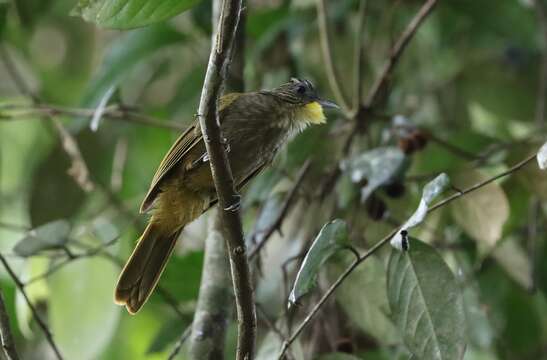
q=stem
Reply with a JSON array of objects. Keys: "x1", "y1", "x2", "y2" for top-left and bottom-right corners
[
  {"x1": 196, "y1": 0, "x2": 256, "y2": 358},
  {"x1": 316, "y1": 0, "x2": 352, "y2": 115}
]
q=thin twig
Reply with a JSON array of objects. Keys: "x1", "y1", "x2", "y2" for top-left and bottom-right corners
[
  {"x1": 22, "y1": 238, "x2": 118, "y2": 286},
  {"x1": 196, "y1": 0, "x2": 255, "y2": 359},
  {"x1": 364, "y1": 0, "x2": 439, "y2": 108},
  {"x1": 0, "y1": 103, "x2": 186, "y2": 131},
  {"x1": 0, "y1": 254, "x2": 64, "y2": 360},
  {"x1": 316, "y1": 0, "x2": 352, "y2": 115},
  {"x1": 167, "y1": 326, "x2": 192, "y2": 360},
  {"x1": 249, "y1": 160, "x2": 312, "y2": 259},
  {"x1": 278, "y1": 151, "x2": 538, "y2": 357},
  {"x1": 0, "y1": 290, "x2": 19, "y2": 360}
]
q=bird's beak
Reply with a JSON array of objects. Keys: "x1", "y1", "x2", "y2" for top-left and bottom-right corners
[{"x1": 317, "y1": 98, "x2": 339, "y2": 110}]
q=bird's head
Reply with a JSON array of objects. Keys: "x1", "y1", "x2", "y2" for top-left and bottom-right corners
[{"x1": 270, "y1": 78, "x2": 339, "y2": 126}]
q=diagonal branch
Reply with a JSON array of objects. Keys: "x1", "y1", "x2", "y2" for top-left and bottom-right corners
[
  {"x1": 0, "y1": 254, "x2": 64, "y2": 360},
  {"x1": 195, "y1": 0, "x2": 256, "y2": 359},
  {"x1": 364, "y1": 0, "x2": 438, "y2": 108},
  {"x1": 278, "y1": 151, "x2": 538, "y2": 357}
]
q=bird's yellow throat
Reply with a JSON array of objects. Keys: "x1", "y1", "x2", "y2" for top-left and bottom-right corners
[{"x1": 295, "y1": 101, "x2": 326, "y2": 125}]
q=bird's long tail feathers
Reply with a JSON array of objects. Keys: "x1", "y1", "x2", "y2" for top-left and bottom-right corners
[{"x1": 114, "y1": 223, "x2": 181, "y2": 314}]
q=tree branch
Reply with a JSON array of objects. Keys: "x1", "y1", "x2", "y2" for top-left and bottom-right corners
[
  {"x1": 0, "y1": 289, "x2": 19, "y2": 360},
  {"x1": 0, "y1": 103, "x2": 186, "y2": 131},
  {"x1": 364, "y1": 0, "x2": 438, "y2": 108},
  {"x1": 278, "y1": 151, "x2": 539, "y2": 357},
  {"x1": 196, "y1": 0, "x2": 256, "y2": 359},
  {"x1": 189, "y1": 211, "x2": 233, "y2": 359}
]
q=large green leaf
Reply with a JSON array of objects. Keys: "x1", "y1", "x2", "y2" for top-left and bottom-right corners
[
  {"x1": 13, "y1": 220, "x2": 71, "y2": 257},
  {"x1": 333, "y1": 255, "x2": 398, "y2": 343},
  {"x1": 48, "y1": 256, "x2": 120, "y2": 360},
  {"x1": 72, "y1": 0, "x2": 202, "y2": 29},
  {"x1": 387, "y1": 239, "x2": 466, "y2": 360},
  {"x1": 81, "y1": 24, "x2": 185, "y2": 110},
  {"x1": 289, "y1": 219, "x2": 349, "y2": 305}
]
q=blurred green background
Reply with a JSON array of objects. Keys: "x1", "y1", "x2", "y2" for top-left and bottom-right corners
[{"x1": 0, "y1": 0, "x2": 546, "y2": 359}]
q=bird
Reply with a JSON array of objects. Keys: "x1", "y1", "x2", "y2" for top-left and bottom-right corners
[{"x1": 114, "y1": 78, "x2": 338, "y2": 314}]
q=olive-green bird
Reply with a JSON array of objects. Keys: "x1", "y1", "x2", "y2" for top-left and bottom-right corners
[{"x1": 114, "y1": 78, "x2": 338, "y2": 314}]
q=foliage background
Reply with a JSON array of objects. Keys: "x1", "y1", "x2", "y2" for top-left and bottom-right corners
[{"x1": 0, "y1": 0, "x2": 546, "y2": 359}]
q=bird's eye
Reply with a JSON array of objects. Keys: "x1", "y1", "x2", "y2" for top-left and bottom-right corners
[{"x1": 296, "y1": 85, "x2": 306, "y2": 95}]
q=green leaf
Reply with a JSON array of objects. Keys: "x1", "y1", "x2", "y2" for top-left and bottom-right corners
[
  {"x1": 81, "y1": 24, "x2": 185, "y2": 109},
  {"x1": 90, "y1": 218, "x2": 120, "y2": 244},
  {"x1": 289, "y1": 219, "x2": 349, "y2": 305},
  {"x1": 462, "y1": 283, "x2": 494, "y2": 350},
  {"x1": 450, "y1": 169, "x2": 509, "y2": 251},
  {"x1": 391, "y1": 173, "x2": 450, "y2": 250},
  {"x1": 13, "y1": 220, "x2": 71, "y2": 257},
  {"x1": 72, "y1": 0, "x2": 202, "y2": 29},
  {"x1": 387, "y1": 239, "x2": 466, "y2": 360},
  {"x1": 333, "y1": 255, "x2": 398, "y2": 343},
  {"x1": 492, "y1": 238, "x2": 533, "y2": 291},
  {"x1": 341, "y1": 146, "x2": 408, "y2": 202},
  {"x1": 48, "y1": 257, "x2": 120, "y2": 359}
]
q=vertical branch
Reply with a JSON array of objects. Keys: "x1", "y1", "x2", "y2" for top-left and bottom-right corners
[
  {"x1": 189, "y1": 211, "x2": 233, "y2": 359},
  {"x1": 316, "y1": 0, "x2": 352, "y2": 115},
  {"x1": 196, "y1": 0, "x2": 256, "y2": 359},
  {"x1": 0, "y1": 290, "x2": 19, "y2": 360}
]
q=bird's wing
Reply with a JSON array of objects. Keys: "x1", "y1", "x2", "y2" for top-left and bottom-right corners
[
  {"x1": 204, "y1": 160, "x2": 269, "y2": 212},
  {"x1": 140, "y1": 93, "x2": 243, "y2": 213}
]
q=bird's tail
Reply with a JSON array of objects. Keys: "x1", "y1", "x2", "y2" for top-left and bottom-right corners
[{"x1": 114, "y1": 223, "x2": 181, "y2": 314}]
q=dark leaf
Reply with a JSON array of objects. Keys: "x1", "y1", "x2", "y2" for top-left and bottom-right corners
[
  {"x1": 387, "y1": 239, "x2": 466, "y2": 360},
  {"x1": 289, "y1": 219, "x2": 349, "y2": 305},
  {"x1": 341, "y1": 146, "x2": 408, "y2": 202},
  {"x1": 13, "y1": 220, "x2": 71, "y2": 257}
]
